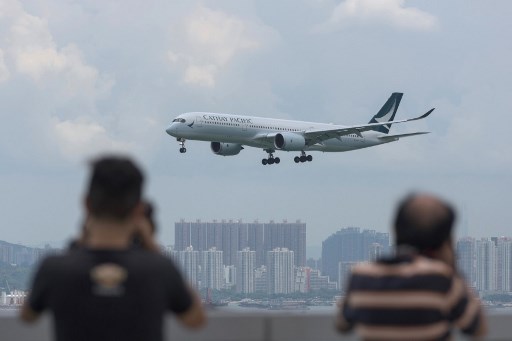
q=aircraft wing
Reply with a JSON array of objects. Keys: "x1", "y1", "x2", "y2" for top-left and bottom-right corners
[{"x1": 303, "y1": 108, "x2": 434, "y2": 146}]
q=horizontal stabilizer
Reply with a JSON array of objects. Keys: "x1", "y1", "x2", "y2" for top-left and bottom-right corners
[{"x1": 378, "y1": 132, "x2": 429, "y2": 142}]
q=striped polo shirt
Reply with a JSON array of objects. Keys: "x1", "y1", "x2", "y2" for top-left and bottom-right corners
[{"x1": 337, "y1": 253, "x2": 483, "y2": 341}]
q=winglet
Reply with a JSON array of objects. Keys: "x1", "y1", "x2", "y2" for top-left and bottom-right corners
[
  {"x1": 403, "y1": 108, "x2": 435, "y2": 123},
  {"x1": 418, "y1": 108, "x2": 435, "y2": 120}
]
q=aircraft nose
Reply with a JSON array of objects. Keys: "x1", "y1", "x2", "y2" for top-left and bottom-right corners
[{"x1": 165, "y1": 124, "x2": 174, "y2": 136}]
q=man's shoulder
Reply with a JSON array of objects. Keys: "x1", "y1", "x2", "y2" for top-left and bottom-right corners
[
  {"x1": 42, "y1": 248, "x2": 172, "y2": 266},
  {"x1": 32, "y1": 251, "x2": 86, "y2": 277},
  {"x1": 352, "y1": 256, "x2": 453, "y2": 278},
  {"x1": 38, "y1": 251, "x2": 79, "y2": 267}
]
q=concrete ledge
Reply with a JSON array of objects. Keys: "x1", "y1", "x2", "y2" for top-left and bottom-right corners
[{"x1": 1, "y1": 311, "x2": 510, "y2": 341}]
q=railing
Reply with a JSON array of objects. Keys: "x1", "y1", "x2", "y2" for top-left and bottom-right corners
[{"x1": 1, "y1": 310, "x2": 510, "y2": 341}]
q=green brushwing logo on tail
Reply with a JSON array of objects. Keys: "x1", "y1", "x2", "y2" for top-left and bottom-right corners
[{"x1": 368, "y1": 92, "x2": 403, "y2": 134}]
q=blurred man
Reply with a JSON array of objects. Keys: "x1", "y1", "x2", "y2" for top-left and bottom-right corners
[
  {"x1": 21, "y1": 156, "x2": 205, "y2": 341},
  {"x1": 337, "y1": 193, "x2": 487, "y2": 341}
]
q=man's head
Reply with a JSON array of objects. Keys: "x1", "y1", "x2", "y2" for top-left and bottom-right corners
[
  {"x1": 394, "y1": 193, "x2": 456, "y2": 252},
  {"x1": 85, "y1": 156, "x2": 144, "y2": 221}
]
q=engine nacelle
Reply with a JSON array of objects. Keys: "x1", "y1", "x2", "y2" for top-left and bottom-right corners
[
  {"x1": 274, "y1": 132, "x2": 306, "y2": 151},
  {"x1": 210, "y1": 142, "x2": 243, "y2": 156}
]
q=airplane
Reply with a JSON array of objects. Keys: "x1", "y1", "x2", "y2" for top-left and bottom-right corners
[{"x1": 165, "y1": 92, "x2": 433, "y2": 165}]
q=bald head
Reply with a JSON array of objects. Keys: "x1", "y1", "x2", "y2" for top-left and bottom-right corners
[{"x1": 394, "y1": 193, "x2": 456, "y2": 251}]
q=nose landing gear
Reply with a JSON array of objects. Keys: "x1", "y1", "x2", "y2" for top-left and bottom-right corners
[{"x1": 178, "y1": 138, "x2": 187, "y2": 153}]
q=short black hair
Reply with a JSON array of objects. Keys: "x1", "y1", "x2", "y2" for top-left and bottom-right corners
[
  {"x1": 394, "y1": 193, "x2": 456, "y2": 251},
  {"x1": 86, "y1": 156, "x2": 144, "y2": 220}
]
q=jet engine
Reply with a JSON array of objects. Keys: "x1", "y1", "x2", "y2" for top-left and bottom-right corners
[
  {"x1": 210, "y1": 142, "x2": 243, "y2": 156},
  {"x1": 274, "y1": 132, "x2": 306, "y2": 151}
]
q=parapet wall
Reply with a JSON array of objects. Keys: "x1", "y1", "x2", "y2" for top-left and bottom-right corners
[{"x1": 0, "y1": 311, "x2": 509, "y2": 341}]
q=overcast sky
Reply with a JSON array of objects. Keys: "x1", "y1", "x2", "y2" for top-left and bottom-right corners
[{"x1": 0, "y1": 0, "x2": 510, "y2": 257}]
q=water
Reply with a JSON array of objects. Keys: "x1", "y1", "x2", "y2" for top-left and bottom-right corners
[
  {"x1": 0, "y1": 306, "x2": 20, "y2": 317},
  {"x1": 3, "y1": 304, "x2": 510, "y2": 317},
  {"x1": 213, "y1": 302, "x2": 337, "y2": 314}
]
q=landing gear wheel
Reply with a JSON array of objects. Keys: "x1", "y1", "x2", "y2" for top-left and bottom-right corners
[
  {"x1": 262, "y1": 149, "x2": 280, "y2": 166},
  {"x1": 178, "y1": 138, "x2": 187, "y2": 154},
  {"x1": 295, "y1": 151, "x2": 312, "y2": 163}
]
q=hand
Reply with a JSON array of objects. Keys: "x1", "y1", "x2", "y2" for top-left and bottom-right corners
[{"x1": 133, "y1": 216, "x2": 159, "y2": 252}]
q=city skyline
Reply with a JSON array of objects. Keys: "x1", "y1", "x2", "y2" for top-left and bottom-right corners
[
  {"x1": 1, "y1": 219, "x2": 511, "y2": 260},
  {"x1": 4, "y1": 232, "x2": 512, "y2": 296}
]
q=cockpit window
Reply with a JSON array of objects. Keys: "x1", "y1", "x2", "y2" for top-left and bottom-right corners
[{"x1": 172, "y1": 118, "x2": 186, "y2": 123}]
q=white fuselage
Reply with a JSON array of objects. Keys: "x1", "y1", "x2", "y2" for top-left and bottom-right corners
[{"x1": 166, "y1": 112, "x2": 395, "y2": 152}]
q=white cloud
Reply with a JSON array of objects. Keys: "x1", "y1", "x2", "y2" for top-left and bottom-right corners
[
  {"x1": 183, "y1": 64, "x2": 217, "y2": 88},
  {"x1": 0, "y1": 0, "x2": 121, "y2": 165},
  {"x1": 2, "y1": 0, "x2": 113, "y2": 98},
  {"x1": 167, "y1": 5, "x2": 265, "y2": 87},
  {"x1": 52, "y1": 117, "x2": 132, "y2": 162},
  {"x1": 185, "y1": 6, "x2": 260, "y2": 65},
  {"x1": 320, "y1": 0, "x2": 439, "y2": 32}
]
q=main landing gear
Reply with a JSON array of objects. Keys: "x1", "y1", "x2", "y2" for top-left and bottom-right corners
[
  {"x1": 262, "y1": 149, "x2": 280, "y2": 165},
  {"x1": 178, "y1": 138, "x2": 187, "y2": 153},
  {"x1": 294, "y1": 151, "x2": 313, "y2": 163}
]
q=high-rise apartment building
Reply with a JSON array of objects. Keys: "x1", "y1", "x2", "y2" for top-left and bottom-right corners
[
  {"x1": 456, "y1": 237, "x2": 476, "y2": 288},
  {"x1": 338, "y1": 261, "x2": 358, "y2": 294},
  {"x1": 174, "y1": 220, "x2": 191, "y2": 251},
  {"x1": 369, "y1": 243, "x2": 383, "y2": 261},
  {"x1": 264, "y1": 220, "x2": 306, "y2": 267},
  {"x1": 206, "y1": 220, "x2": 223, "y2": 251},
  {"x1": 224, "y1": 265, "x2": 236, "y2": 290},
  {"x1": 254, "y1": 266, "x2": 267, "y2": 293},
  {"x1": 222, "y1": 221, "x2": 240, "y2": 266},
  {"x1": 295, "y1": 267, "x2": 308, "y2": 293},
  {"x1": 236, "y1": 248, "x2": 255, "y2": 294},
  {"x1": 247, "y1": 222, "x2": 265, "y2": 267},
  {"x1": 476, "y1": 238, "x2": 497, "y2": 293},
  {"x1": 457, "y1": 237, "x2": 512, "y2": 295},
  {"x1": 267, "y1": 248, "x2": 295, "y2": 294},
  {"x1": 171, "y1": 246, "x2": 200, "y2": 288},
  {"x1": 190, "y1": 220, "x2": 208, "y2": 251},
  {"x1": 175, "y1": 219, "x2": 306, "y2": 267},
  {"x1": 201, "y1": 247, "x2": 224, "y2": 290},
  {"x1": 497, "y1": 238, "x2": 512, "y2": 292},
  {"x1": 321, "y1": 227, "x2": 390, "y2": 287}
]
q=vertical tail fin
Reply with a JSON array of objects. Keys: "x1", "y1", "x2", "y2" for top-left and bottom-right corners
[{"x1": 368, "y1": 92, "x2": 403, "y2": 134}]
